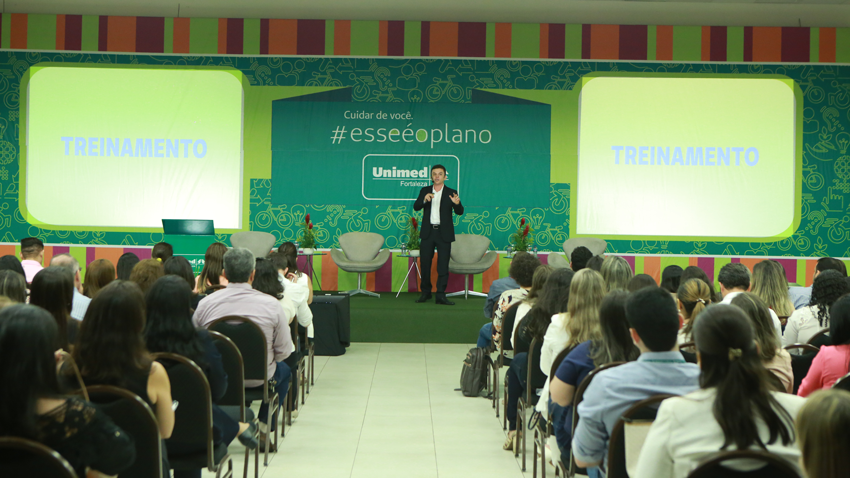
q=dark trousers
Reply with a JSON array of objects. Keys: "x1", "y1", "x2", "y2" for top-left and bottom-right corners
[
  {"x1": 506, "y1": 352, "x2": 528, "y2": 431},
  {"x1": 420, "y1": 228, "x2": 451, "y2": 295},
  {"x1": 256, "y1": 361, "x2": 291, "y2": 432}
]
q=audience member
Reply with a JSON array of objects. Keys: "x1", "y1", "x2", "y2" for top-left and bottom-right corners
[
  {"x1": 0, "y1": 254, "x2": 26, "y2": 279},
  {"x1": 143, "y1": 275, "x2": 258, "y2": 475},
  {"x1": 0, "y1": 304, "x2": 134, "y2": 477},
  {"x1": 676, "y1": 278, "x2": 712, "y2": 345},
  {"x1": 635, "y1": 304, "x2": 804, "y2": 478},
  {"x1": 797, "y1": 295, "x2": 850, "y2": 396},
  {"x1": 164, "y1": 256, "x2": 203, "y2": 309},
  {"x1": 254, "y1": 257, "x2": 303, "y2": 414},
  {"x1": 789, "y1": 257, "x2": 847, "y2": 310},
  {"x1": 660, "y1": 265, "x2": 683, "y2": 294},
  {"x1": 480, "y1": 252, "x2": 540, "y2": 349},
  {"x1": 151, "y1": 242, "x2": 174, "y2": 263},
  {"x1": 30, "y1": 267, "x2": 77, "y2": 351},
  {"x1": 277, "y1": 241, "x2": 297, "y2": 258},
  {"x1": 506, "y1": 265, "x2": 551, "y2": 348},
  {"x1": 49, "y1": 254, "x2": 90, "y2": 321},
  {"x1": 19, "y1": 237, "x2": 44, "y2": 284},
  {"x1": 194, "y1": 248, "x2": 292, "y2": 446},
  {"x1": 269, "y1": 252, "x2": 314, "y2": 336},
  {"x1": 719, "y1": 262, "x2": 782, "y2": 337},
  {"x1": 116, "y1": 252, "x2": 140, "y2": 280},
  {"x1": 70, "y1": 280, "x2": 174, "y2": 439},
  {"x1": 572, "y1": 287, "x2": 700, "y2": 475},
  {"x1": 550, "y1": 290, "x2": 639, "y2": 460},
  {"x1": 627, "y1": 274, "x2": 657, "y2": 293},
  {"x1": 600, "y1": 256, "x2": 633, "y2": 293},
  {"x1": 82, "y1": 258, "x2": 115, "y2": 298},
  {"x1": 0, "y1": 269, "x2": 27, "y2": 304},
  {"x1": 751, "y1": 260, "x2": 794, "y2": 319},
  {"x1": 783, "y1": 270, "x2": 849, "y2": 347},
  {"x1": 570, "y1": 246, "x2": 593, "y2": 272},
  {"x1": 731, "y1": 292, "x2": 793, "y2": 392},
  {"x1": 680, "y1": 265, "x2": 718, "y2": 302},
  {"x1": 196, "y1": 242, "x2": 228, "y2": 294},
  {"x1": 586, "y1": 255, "x2": 603, "y2": 272},
  {"x1": 129, "y1": 259, "x2": 164, "y2": 295},
  {"x1": 795, "y1": 389, "x2": 850, "y2": 478}
]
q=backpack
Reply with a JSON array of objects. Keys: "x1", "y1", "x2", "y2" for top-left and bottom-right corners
[{"x1": 460, "y1": 347, "x2": 492, "y2": 397}]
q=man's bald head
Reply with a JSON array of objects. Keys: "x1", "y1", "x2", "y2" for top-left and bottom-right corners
[{"x1": 50, "y1": 254, "x2": 82, "y2": 290}]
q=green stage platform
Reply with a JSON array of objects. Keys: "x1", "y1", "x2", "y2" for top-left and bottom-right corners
[{"x1": 347, "y1": 292, "x2": 490, "y2": 343}]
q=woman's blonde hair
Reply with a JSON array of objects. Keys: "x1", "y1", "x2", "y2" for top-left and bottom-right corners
[
  {"x1": 677, "y1": 278, "x2": 711, "y2": 342},
  {"x1": 797, "y1": 389, "x2": 850, "y2": 478},
  {"x1": 600, "y1": 256, "x2": 633, "y2": 293},
  {"x1": 751, "y1": 260, "x2": 794, "y2": 317},
  {"x1": 563, "y1": 269, "x2": 605, "y2": 348}
]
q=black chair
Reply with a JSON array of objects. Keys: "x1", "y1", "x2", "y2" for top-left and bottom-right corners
[
  {"x1": 209, "y1": 330, "x2": 260, "y2": 478},
  {"x1": 607, "y1": 394, "x2": 677, "y2": 478},
  {"x1": 87, "y1": 385, "x2": 162, "y2": 478},
  {"x1": 517, "y1": 337, "x2": 548, "y2": 471},
  {"x1": 833, "y1": 372, "x2": 850, "y2": 392},
  {"x1": 209, "y1": 316, "x2": 283, "y2": 466},
  {"x1": 784, "y1": 344, "x2": 819, "y2": 394},
  {"x1": 532, "y1": 346, "x2": 574, "y2": 478},
  {"x1": 0, "y1": 437, "x2": 78, "y2": 478},
  {"x1": 568, "y1": 361, "x2": 626, "y2": 478},
  {"x1": 152, "y1": 353, "x2": 234, "y2": 478},
  {"x1": 686, "y1": 449, "x2": 800, "y2": 478},
  {"x1": 807, "y1": 328, "x2": 831, "y2": 348},
  {"x1": 493, "y1": 306, "x2": 520, "y2": 421}
]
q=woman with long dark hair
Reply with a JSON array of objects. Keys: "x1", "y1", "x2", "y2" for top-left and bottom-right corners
[
  {"x1": 144, "y1": 276, "x2": 257, "y2": 477},
  {"x1": 164, "y1": 256, "x2": 203, "y2": 309},
  {"x1": 116, "y1": 252, "x2": 140, "y2": 280},
  {"x1": 29, "y1": 267, "x2": 77, "y2": 351},
  {"x1": 783, "y1": 270, "x2": 849, "y2": 347},
  {"x1": 635, "y1": 304, "x2": 804, "y2": 477},
  {"x1": 71, "y1": 280, "x2": 175, "y2": 439},
  {"x1": 0, "y1": 304, "x2": 134, "y2": 477},
  {"x1": 195, "y1": 243, "x2": 228, "y2": 294},
  {"x1": 0, "y1": 255, "x2": 26, "y2": 279},
  {"x1": 731, "y1": 292, "x2": 793, "y2": 393},
  {"x1": 0, "y1": 269, "x2": 27, "y2": 303}
]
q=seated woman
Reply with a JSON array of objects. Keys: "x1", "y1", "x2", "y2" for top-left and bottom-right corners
[
  {"x1": 635, "y1": 304, "x2": 805, "y2": 478},
  {"x1": 680, "y1": 265, "x2": 718, "y2": 303},
  {"x1": 144, "y1": 276, "x2": 257, "y2": 478},
  {"x1": 797, "y1": 295, "x2": 850, "y2": 396},
  {"x1": 0, "y1": 304, "x2": 135, "y2": 478},
  {"x1": 164, "y1": 256, "x2": 204, "y2": 310},
  {"x1": 796, "y1": 389, "x2": 850, "y2": 478},
  {"x1": 751, "y1": 260, "x2": 795, "y2": 321},
  {"x1": 676, "y1": 278, "x2": 711, "y2": 345},
  {"x1": 627, "y1": 274, "x2": 657, "y2": 293},
  {"x1": 129, "y1": 259, "x2": 164, "y2": 295},
  {"x1": 82, "y1": 258, "x2": 115, "y2": 298},
  {"x1": 550, "y1": 290, "x2": 639, "y2": 462},
  {"x1": 196, "y1": 243, "x2": 228, "y2": 294},
  {"x1": 116, "y1": 252, "x2": 140, "y2": 280},
  {"x1": 0, "y1": 269, "x2": 27, "y2": 304},
  {"x1": 70, "y1": 281, "x2": 175, "y2": 441},
  {"x1": 600, "y1": 256, "x2": 632, "y2": 293},
  {"x1": 503, "y1": 268, "x2": 574, "y2": 451},
  {"x1": 731, "y1": 292, "x2": 793, "y2": 392},
  {"x1": 507, "y1": 265, "x2": 552, "y2": 348},
  {"x1": 784, "y1": 270, "x2": 849, "y2": 347},
  {"x1": 30, "y1": 267, "x2": 78, "y2": 351}
]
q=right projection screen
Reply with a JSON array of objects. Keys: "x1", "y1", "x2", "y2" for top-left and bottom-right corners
[{"x1": 576, "y1": 76, "x2": 796, "y2": 240}]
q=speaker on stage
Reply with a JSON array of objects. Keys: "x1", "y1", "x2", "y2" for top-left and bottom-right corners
[{"x1": 309, "y1": 294, "x2": 351, "y2": 356}]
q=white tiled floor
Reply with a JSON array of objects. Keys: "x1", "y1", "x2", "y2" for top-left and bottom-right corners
[{"x1": 202, "y1": 343, "x2": 564, "y2": 478}]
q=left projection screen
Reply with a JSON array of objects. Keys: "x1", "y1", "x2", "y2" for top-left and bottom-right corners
[{"x1": 25, "y1": 66, "x2": 244, "y2": 229}]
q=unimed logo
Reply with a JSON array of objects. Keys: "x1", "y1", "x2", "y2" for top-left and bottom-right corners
[
  {"x1": 371, "y1": 166, "x2": 432, "y2": 179},
  {"x1": 362, "y1": 154, "x2": 459, "y2": 201}
]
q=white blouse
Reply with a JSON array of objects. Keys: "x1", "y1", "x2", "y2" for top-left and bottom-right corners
[{"x1": 782, "y1": 305, "x2": 825, "y2": 348}]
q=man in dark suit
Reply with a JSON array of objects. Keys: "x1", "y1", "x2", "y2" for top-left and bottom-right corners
[{"x1": 413, "y1": 164, "x2": 464, "y2": 305}]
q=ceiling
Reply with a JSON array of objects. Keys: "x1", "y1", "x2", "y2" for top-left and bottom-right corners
[{"x1": 6, "y1": 0, "x2": 850, "y2": 28}]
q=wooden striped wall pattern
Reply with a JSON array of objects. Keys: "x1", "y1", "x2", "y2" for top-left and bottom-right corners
[{"x1": 3, "y1": 13, "x2": 848, "y2": 62}]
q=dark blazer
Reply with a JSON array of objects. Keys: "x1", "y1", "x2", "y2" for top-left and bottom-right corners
[{"x1": 414, "y1": 185, "x2": 464, "y2": 242}]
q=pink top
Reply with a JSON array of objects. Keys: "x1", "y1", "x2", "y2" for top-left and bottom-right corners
[
  {"x1": 21, "y1": 259, "x2": 43, "y2": 283},
  {"x1": 797, "y1": 344, "x2": 850, "y2": 397}
]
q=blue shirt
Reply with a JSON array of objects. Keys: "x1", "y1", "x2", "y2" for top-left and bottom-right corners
[
  {"x1": 484, "y1": 276, "x2": 520, "y2": 318},
  {"x1": 789, "y1": 286, "x2": 811, "y2": 310},
  {"x1": 556, "y1": 340, "x2": 595, "y2": 387},
  {"x1": 571, "y1": 351, "x2": 701, "y2": 471}
]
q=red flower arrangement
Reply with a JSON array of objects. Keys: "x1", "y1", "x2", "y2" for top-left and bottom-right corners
[
  {"x1": 299, "y1": 215, "x2": 316, "y2": 248},
  {"x1": 406, "y1": 216, "x2": 421, "y2": 250},
  {"x1": 510, "y1": 218, "x2": 534, "y2": 252}
]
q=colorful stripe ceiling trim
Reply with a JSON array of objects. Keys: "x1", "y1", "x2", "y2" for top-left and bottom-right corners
[
  {"x1": 2, "y1": 13, "x2": 848, "y2": 62},
  {"x1": 0, "y1": 243, "x2": 837, "y2": 293}
]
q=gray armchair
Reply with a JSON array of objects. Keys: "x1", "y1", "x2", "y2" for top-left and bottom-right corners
[
  {"x1": 563, "y1": 237, "x2": 607, "y2": 259},
  {"x1": 230, "y1": 231, "x2": 276, "y2": 259},
  {"x1": 330, "y1": 232, "x2": 390, "y2": 298},
  {"x1": 547, "y1": 253, "x2": 571, "y2": 269},
  {"x1": 447, "y1": 234, "x2": 497, "y2": 299}
]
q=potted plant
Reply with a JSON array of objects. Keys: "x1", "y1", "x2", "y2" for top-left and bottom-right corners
[
  {"x1": 510, "y1": 218, "x2": 533, "y2": 252},
  {"x1": 299, "y1": 214, "x2": 316, "y2": 254},
  {"x1": 406, "y1": 217, "x2": 421, "y2": 257}
]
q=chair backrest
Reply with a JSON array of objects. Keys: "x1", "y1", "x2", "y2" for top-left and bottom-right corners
[
  {"x1": 208, "y1": 330, "x2": 247, "y2": 418},
  {"x1": 549, "y1": 346, "x2": 574, "y2": 382},
  {"x1": 338, "y1": 232, "x2": 384, "y2": 262},
  {"x1": 686, "y1": 450, "x2": 800, "y2": 478},
  {"x1": 785, "y1": 347, "x2": 819, "y2": 395},
  {"x1": 607, "y1": 394, "x2": 677, "y2": 478},
  {"x1": 564, "y1": 238, "x2": 607, "y2": 258},
  {"x1": 230, "y1": 231, "x2": 276, "y2": 259},
  {"x1": 86, "y1": 385, "x2": 162, "y2": 478},
  {"x1": 151, "y1": 353, "x2": 213, "y2": 468},
  {"x1": 524, "y1": 338, "x2": 547, "y2": 405},
  {"x1": 450, "y1": 234, "x2": 490, "y2": 264},
  {"x1": 0, "y1": 437, "x2": 79, "y2": 478},
  {"x1": 547, "y1": 253, "x2": 570, "y2": 270},
  {"x1": 208, "y1": 316, "x2": 271, "y2": 401},
  {"x1": 807, "y1": 327, "x2": 831, "y2": 348},
  {"x1": 833, "y1": 372, "x2": 850, "y2": 392}
]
